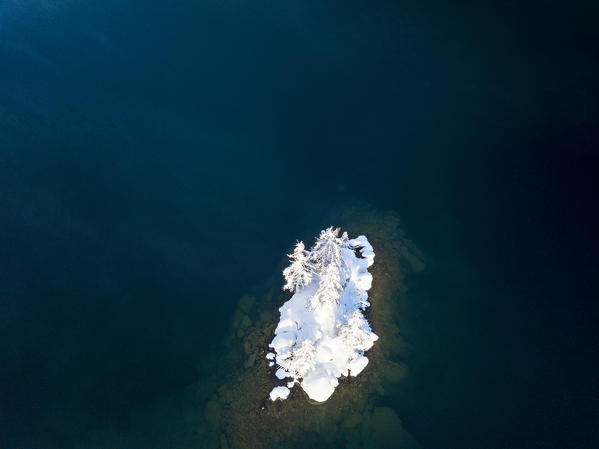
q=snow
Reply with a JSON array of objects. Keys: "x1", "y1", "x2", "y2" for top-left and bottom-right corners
[
  {"x1": 268, "y1": 228, "x2": 378, "y2": 402},
  {"x1": 347, "y1": 355, "x2": 369, "y2": 376},
  {"x1": 269, "y1": 386, "x2": 290, "y2": 401}
]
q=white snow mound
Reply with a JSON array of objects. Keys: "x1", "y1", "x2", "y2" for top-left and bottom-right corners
[{"x1": 269, "y1": 386, "x2": 290, "y2": 401}]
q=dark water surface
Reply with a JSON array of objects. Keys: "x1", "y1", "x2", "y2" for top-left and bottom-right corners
[{"x1": 1, "y1": 1, "x2": 598, "y2": 448}]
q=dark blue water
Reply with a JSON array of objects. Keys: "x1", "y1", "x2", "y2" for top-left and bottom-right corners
[{"x1": 1, "y1": 1, "x2": 598, "y2": 448}]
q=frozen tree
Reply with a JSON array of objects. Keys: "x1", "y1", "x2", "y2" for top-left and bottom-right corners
[
  {"x1": 307, "y1": 227, "x2": 349, "y2": 309},
  {"x1": 339, "y1": 231, "x2": 350, "y2": 247},
  {"x1": 337, "y1": 311, "x2": 375, "y2": 352},
  {"x1": 283, "y1": 241, "x2": 313, "y2": 292},
  {"x1": 279, "y1": 339, "x2": 317, "y2": 379},
  {"x1": 309, "y1": 227, "x2": 342, "y2": 271},
  {"x1": 311, "y1": 262, "x2": 343, "y2": 309}
]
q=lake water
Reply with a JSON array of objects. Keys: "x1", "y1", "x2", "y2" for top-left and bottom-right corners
[{"x1": 1, "y1": 1, "x2": 598, "y2": 448}]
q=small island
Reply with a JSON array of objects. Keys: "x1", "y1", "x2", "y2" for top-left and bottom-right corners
[
  {"x1": 77, "y1": 206, "x2": 422, "y2": 448},
  {"x1": 268, "y1": 227, "x2": 378, "y2": 402}
]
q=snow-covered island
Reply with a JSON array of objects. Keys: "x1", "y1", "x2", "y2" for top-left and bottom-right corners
[{"x1": 268, "y1": 227, "x2": 378, "y2": 402}]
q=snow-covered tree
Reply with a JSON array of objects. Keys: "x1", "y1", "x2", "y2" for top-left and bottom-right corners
[
  {"x1": 279, "y1": 339, "x2": 317, "y2": 379},
  {"x1": 306, "y1": 227, "x2": 350, "y2": 309},
  {"x1": 311, "y1": 262, "x2": 343, "y2": 309},
  {"x1": 283, "y1": 241, "x2": 313, "y2": 292},
  {"x1": 336, "y1": 311, "x2": 376, "y2": 352},
  {"x1": 339, "y1": 231, "x2": 350, "y2": 247},
  {"x1": 309, "y1": 227, "x2": 342, "y2": 271}
]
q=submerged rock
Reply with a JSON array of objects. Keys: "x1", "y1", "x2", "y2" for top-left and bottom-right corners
[
  {"x1": 342, "y1": 412, "x2": 362, "y2": 429},
  {"x1": 245, "y1": 354, "x2": 256, "y2": 368},
  {"x1": 362, "y1": 407, "x2": 419, "y2": 449},
  {"x1": 382, "y1": 360, "x2": 408, "y2": 384},
  {"x1": 239, "y1": 314, "x2": 252, "y2": 329},
  {"x1": 204, "y1": 401, "x2": 222, "y2": 429},
  {"x1": 238, "y1": 295, "x2": 256, "y2": 313}
]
